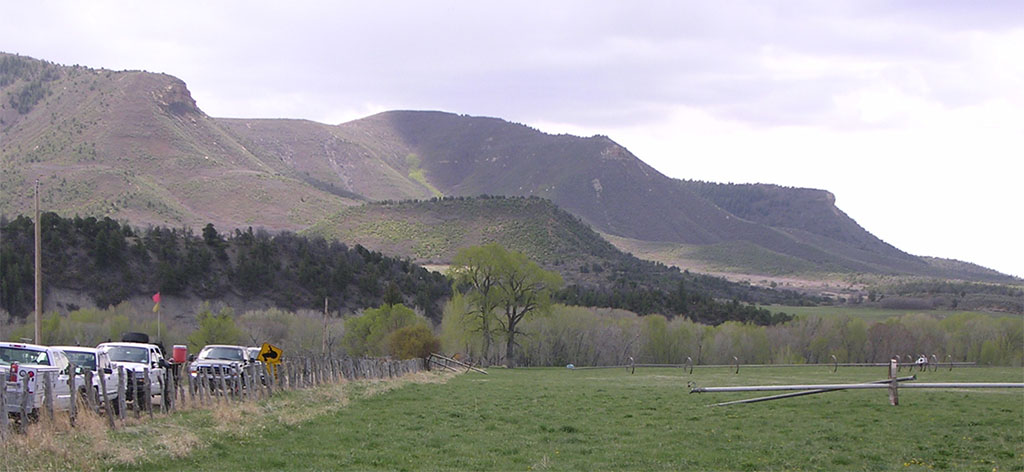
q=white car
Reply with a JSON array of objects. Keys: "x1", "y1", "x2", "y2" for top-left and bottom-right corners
[
  {"x1": 96, "y1": 342, "x2": 168, "y2": 407},
  {"x1": 54, "y1": 346, "x2": 121, "y2": 412},
  {"x1": 1, "y1": 342, "x2": 74, "y2": 417}
]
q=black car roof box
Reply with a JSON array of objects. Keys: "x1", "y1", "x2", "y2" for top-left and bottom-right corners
[{"x1": 121, "y1": 332, "x2": 150, "y2": 344}]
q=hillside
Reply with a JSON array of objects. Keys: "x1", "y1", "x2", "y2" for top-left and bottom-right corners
[
  {"x1": 0, "y1": 53, "x2": 359, "y2": 232},
  {"x1": 2, "y1": 53, "x2": 1019, "y2": 288}
]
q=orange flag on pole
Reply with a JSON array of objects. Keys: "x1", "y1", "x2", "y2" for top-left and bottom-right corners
[{"x1": 152, "y1": 292, "x2": 161, "y2": 313}]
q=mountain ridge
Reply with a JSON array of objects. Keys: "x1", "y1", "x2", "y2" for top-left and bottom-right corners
[{"x1": 1, "y1": 52, "x2": 1018, "y2": 286}]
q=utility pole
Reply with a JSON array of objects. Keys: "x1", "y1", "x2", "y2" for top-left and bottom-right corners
[{"x1": 34, "y1": 180, "x2": 42, "y2": 344}]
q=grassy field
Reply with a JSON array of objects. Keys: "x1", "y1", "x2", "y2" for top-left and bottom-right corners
[
  {"x1": 762, "y1": 305, "x2": 1018, "y2": 323},
  {"x1": 110, "y1": 366, "x2": 1023, "y2": 471}
]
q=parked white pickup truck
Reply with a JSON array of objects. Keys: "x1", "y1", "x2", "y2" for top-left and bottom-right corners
[
  {"x1": 54, "y1": 346, "x2": 121, "y2": 413},
  {"x1": 1, "y1": 342, "x2": 74, "y2": 418},
  {"x1": 96, "y1": 342, "x2": 167, "y2": 407}
]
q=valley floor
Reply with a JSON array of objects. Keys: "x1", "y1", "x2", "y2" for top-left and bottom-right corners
[{"x1": 108, "y1": 366, "x2": 1024, "y2": 471}]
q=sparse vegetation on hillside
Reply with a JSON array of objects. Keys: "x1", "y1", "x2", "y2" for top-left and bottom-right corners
[
  {"x1": 309, "y1": 195, "x2": 821, "y2": 315},
  {"x1": 1, "y1": 53, "x2": 62, "y2": 114}
]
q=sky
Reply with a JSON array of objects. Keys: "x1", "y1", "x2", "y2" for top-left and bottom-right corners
[{"x1": 2, "y1": 1, "x2": 1022, "y2": 278}]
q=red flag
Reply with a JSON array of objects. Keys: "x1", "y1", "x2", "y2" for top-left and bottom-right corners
[{"x1": 152, "y1": 292, "x2": 161, "y2": 304}]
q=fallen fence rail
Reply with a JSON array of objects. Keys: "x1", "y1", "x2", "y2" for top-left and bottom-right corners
[{"x1": 427, "y1": 353, "x2": 487, "y2": 374}]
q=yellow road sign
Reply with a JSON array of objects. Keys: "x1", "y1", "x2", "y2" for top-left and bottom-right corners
[{"x1": 258, "y1": 343, "x2": 283, "y2": 365}]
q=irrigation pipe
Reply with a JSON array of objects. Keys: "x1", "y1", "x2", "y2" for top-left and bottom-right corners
[
  {"x1": 706, "y1": 376, "x2": 918, "y2": 407},
  {"x1": 691, "y1": 382, "x2": 1023, "y2": 393}
]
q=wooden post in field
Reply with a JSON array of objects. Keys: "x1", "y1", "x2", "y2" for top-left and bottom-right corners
[
  {"x1": 20, "y1": 374, "x2": 30, "y2": 431},
  {"x1": 67, "y1": 362, "x2": 77, "y2": 426},
  {"x1": 186, "y1": 363, "x2": 195, "y2": 406},
  {"x1": 97, "y1": 370, "x2": 115, "y2": 429},
  {"x1": 144, "y1": 368, "x2": 153, "y2": 419},
  {"x1": 251, "y1": 365, "x2": 260, "y2": 400},
  {"x1": 266, "y1": 364, "x2": 274, "y2": 396},
  {"x1": 166, "y1": 369, "x2": 175, "y2": 412},
  {"x1": 211, "y1": 367, "x2": 220, "y2": 403},
  {"x1": 0, "y1": 380, "x2": 9, "y2": 439},
  {"x1": 888, "y1": 358, "x2": 899, "y2": 406},
  {"x1": 241, "y1": 366, "x2": 249, "y2": 401},
  {"x1": 83, "y1": 369, "x2": 97, "y2": 412},
  {"x1": 217, "y1": 367, "x2": 227, "y2": 403},
  {"x1": 116, "y1": 366, "x2": 126, "y2": 421},
  {"x1": 42, "y1": 371, "x2": 54, "y2": 422},
  {"x1": 198, "y1": 373, "x2": 207, "y2": 406},
  {"x1": 305, "y1": 358, "x2": 311, "y2": 388},
  {"x1": 734, "y1": 356, "x2": 740, "y2": 375},
  {"x1": 130, "y1": 370, "x2": 140, "y2": 419}
]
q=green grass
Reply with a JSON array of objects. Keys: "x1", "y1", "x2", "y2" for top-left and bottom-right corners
[{"x1": 121, "y1": 367, "x2": 1023, "y2": 471}]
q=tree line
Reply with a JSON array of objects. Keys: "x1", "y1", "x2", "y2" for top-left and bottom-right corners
[
  {"x1": 442, "y1": 305, "x2": 1022, "y2": 368},
  {"x1": 0, "y1": 213, "x2": 452, "y2": 320}
]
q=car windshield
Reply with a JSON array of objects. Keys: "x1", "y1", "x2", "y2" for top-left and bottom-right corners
[
  {"x1": 63, "y1": 351, "x2": 98, "y2": 371},
  {"x1": 199, "y1": 347, "x2": 244, "y2": 361},
  {"x1": 104, "y1": 346, "x2": 148, "y2": 363},
  {"x1": 0, "y1": 347, "x2": 49, "y2": 366}
]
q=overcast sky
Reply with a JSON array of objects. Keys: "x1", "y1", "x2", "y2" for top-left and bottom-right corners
[{"x1": 3, "y1": 1, "x2": 1022, "y2": 278}]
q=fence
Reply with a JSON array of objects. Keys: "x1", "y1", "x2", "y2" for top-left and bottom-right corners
[
  {"x1": 570, "y1": 353, "x2": 976, "y2": 375},
  {"x1": 1, "y1": 356, "x2": 426, "y2": 436}
]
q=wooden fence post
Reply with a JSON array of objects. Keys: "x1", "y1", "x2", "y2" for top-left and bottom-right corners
[
  {"x1": 888, "y1": 358, "x2": 899, "y2": 406},
  {"x1": 42, "y1": 371, "x2": 54, "y2": 422},
  {"x1": 67, "y1": 362, "x2": 77, "y2": 426},
  {"x1": 265, "y1": 364, "x2": 274, "y2": 397},
  {"x1": 219, "y1": 367, "x2": 230, "y2": 403},
  {"x1": 83, "y1": 369, "x2": 97, "y2": 412},
  {"x1": 0, "y1": 379, "x2": 8, "y2": 439},
  {"x1": 116, "y1": 366, "x2": 126, "y2": 421},
  {"x1": 167, "y1": 369, "x2": 176, "y2": 412},
  {"x1": 98, "y1": 370, "x2": 115, "y2": 429},
  {"x1": 19, "y1": 373, "x2": 31, "y2": 431},
  {"x1": 144, "y1": 368, "x2": 153, "y2": 419},
  {"x1": 242, "y1": 365, "x2": 251, "y2": 401},
  {"x1": 131, "y1": 369, "x2": 140, "y2": 420},
  {"x1": 305, "y1": 358, "x2": 312, "y2": 388},
  {"x1": 199, "y1": 372, "x2": 208, "y2": 406}
]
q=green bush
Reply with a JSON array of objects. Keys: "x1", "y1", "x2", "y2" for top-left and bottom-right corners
[
  {"x1": 342, "y1": 303, "x2": 421, "y2": 357},
  {"x1": 387, "y1": 324, "x2": 440, "y2": 360},
  {"x1": 187, "y1": 305, "x2": 245, "y2": 351}
]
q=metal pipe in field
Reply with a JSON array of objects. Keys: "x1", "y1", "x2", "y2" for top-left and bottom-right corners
[{"x1": 692, "y1": 382, "x2": 1023, "y2": 393}]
